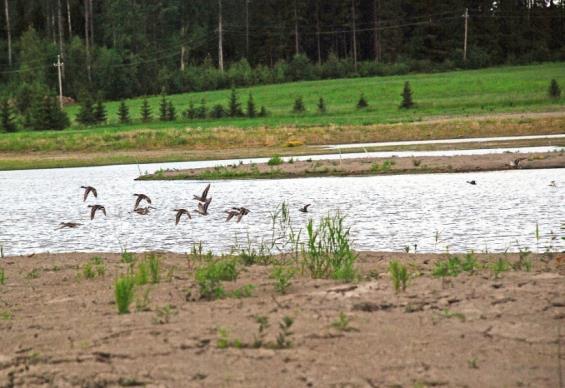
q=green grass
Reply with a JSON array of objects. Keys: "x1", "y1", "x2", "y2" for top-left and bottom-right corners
[
  {"x1": 115, "y1": 275, "x2": 135, "y2": 314},
  {"x1": 389, "y1": 261, "x2": 409, "y2": 292},
  {"x1": 0, "y1": 268, "x2": 5, "y2": 285},
  {"x1": 0, "y1": 63, "x2": 563, "y2": 160}
]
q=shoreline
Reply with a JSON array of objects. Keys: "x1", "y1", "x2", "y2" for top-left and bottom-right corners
[{"x1": 137, "y1": 151, "x2": 565, "y2": 180}]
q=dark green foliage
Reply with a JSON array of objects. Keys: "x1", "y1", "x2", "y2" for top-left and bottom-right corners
[
  {"x1": 549, "y1": 79, "x2": 561, "y2": 99},
  {"x1": 400, "y1": 81, "x2": 414, "y2": 109},
  {"x1": 211, "y1": 104, "x2": 226, "y2": 119},
  {"x1": 184, "y1": 100, "x2": 196, "y2": 119},
  {"x1": 196, "y1": 99, "x2": 208, "y2": 119},
  {"x1": 357, "y1": 93, "x2": 368, "y2": 109},
  {"x1": 140, "y1": 98, "x2": 152, "y2": 122},
  {"x1": 166, "y1": 101, "x2": 176, "y2": 121},
  {"x1": 30, "y1": 96, "x2": 70, "y2": 131},
  {"x1": 76, "y1": 97, "x2": 97, "y2": 125},
  {"x1": 118, "y1": 100, "x2": 130, "y2": 124},
  {"x1": 317, "y1": 97, "x2": 327, "y2": 114},
  {"x1": 292, "y1": 96, "x2": 305, "y2": 113},
  {"x1": 228, "y1": 88, "x2": 243, "y2": 117},
  {"x1": 246, "y1": 93, "x2": 257, "y2": 118},
  {"x1": 159, "y1": 94, "x2": 168, "y2": 121},
  {"x1": 0, "y1": 100, "x2": 17, "y2": 133},
  {"x1": 259, "y1": 106, "x2": 269, "y2": 117},
  {"x1": 94, "y1": 101, "x2": 107, "y2": 124}
]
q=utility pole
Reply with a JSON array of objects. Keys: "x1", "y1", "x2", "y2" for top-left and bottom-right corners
[
  {"x1": 218, "y1": 0, "x2": 224, "y2": 72},
  {"x1": 54, "y1": 55, "x2": 64, "y2": 109},
  {"x1": 66, "y1": 0, "x2": 72, "y2": 37},
  {"x1": 351, "y1": 0, "x2": 358, "y2": 71},
  {"x1": 463, "y1": 8, "x2": 468, "y2": 62}
]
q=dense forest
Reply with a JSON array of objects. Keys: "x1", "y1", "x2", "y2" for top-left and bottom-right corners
[{"x1": 0, "y1": 0, "x2": 564, "y2": 104}]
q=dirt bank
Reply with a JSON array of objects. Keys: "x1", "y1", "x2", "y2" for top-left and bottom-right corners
[
  {"x1": 0, "y1": 251, "x2": 563, "y2": 387},
  {"x1": 138, "y1": 151, "x2": 565, "y2": 180}
]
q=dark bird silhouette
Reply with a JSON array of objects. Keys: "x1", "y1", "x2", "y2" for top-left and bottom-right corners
[
  {"x1": 466, "y1": 180, "x2": 477, "y2": 185},
  {"x1": 195, "y1": 198, "x2": 212, "y2": 216},
  {"x1": 227, "y1": 207, "x2": 250, "y2": 222},
  {"x1": 174, "y1": 209, "x2": 191, "y2": 225},
  {"x1": 193, "y1": 184, "x2": 211, "y2": 203},
  {"x1": 549, "y1": 180, "x2": 557, "y2": 187},
  {"x1": 225, "y1": 209, "x2": 240, "y2": 222},
  {"x1": 88, "y1": 205, "x2": 107, "y2": 220},
  {"x1": 81, "y1": 186, "x2": 97, "y2": 201},
  {"x1": 133, "y1": 206, "x2": 155, "y2": 215},
  {"x1": 509, "y1": 157, "x2": 527, "y2": 169},
  {"x1": 57, "y1": 222, "x2": 82, "y2": 229},
  {"x1": 299, "y1": 204, "x2": 311, "y2": 213},
  {"x1": 133, "y1": 193, "x2": 152, "y2": 209}
]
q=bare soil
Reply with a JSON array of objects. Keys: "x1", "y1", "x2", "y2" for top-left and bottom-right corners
[
  {"x1": 140, "y1": 151, "x2": 565, "y2": 180},
  {"x1": 1, "y1": 252, "x2": 563, "y2": 387}
]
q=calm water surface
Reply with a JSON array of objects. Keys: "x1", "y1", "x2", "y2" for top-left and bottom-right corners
[{"x1": 0, "y1": 150, "x2": 563, "y2": 256}]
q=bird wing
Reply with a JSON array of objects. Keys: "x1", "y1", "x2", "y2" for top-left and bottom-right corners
[
  {"x1": 83, "y1": 188, "x2": 88, "y2": 202},
  {"x1": 201, "y1": 184, "x2": 211, "y2": 200},
  {"x1": 237, "y1": 212, "x2": 244, "y2": 223},
  {"x1": 101, "y1": 207, "x2": 107, "y2": 217},
  {"x1": 225, "y1": 212, "x2": 235, "y2": 222},
  {"x1": 175, "y1": 211, "x2": 182, "y2": 225},
  {"x1": 92, "y1": 187, "x2": 97, "y2": 198},
  {"x1": 203, "y1": 197, "x2": 212, "y2": 212},
  {"x1": 90, "y1": 207, "x2": 96, "y2": 220},
  {"x1": 134, "y1": 196, "x2": 143, "y2": 209},
  {"x1": 144, "y1": 195, "x2": 152, "y2": 204},
  {"x1": 186, "y1": 210, "x2": 192, "y2": 219},
  {"x1": 304, "y1": 204, "x2": 311, "y2": 210}
]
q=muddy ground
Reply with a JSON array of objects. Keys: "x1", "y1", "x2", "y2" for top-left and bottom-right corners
[
  {"x1": 140, "y1": 151, "x2": 565, "y2": 180},
  {"x1": 0, "y1": 251, "x2": 563, "y2": 387}
]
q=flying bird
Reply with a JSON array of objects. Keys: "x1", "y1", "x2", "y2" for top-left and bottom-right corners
[
  {"x1": 57, "y1": 222, "x2": 82, "y2": 229},
  {"x1": 193, "y1": 184, "x2": 211, "y2": 203},
  {"x1": 88, "y1": 205, "x2": 107, "y2": 220},
  {"x1": 81, "y1": 186, "x2": 97, "y2": 201},
  {"x1": 466, "y1": 180, "x2": 477, "y2": 185},
  {"x1": 195, "y1": 198, "x2": 212, "y2": 216},
  {"x1": 174, "y1": 209, "x2": 191, "y2": 225},
  {"x1": 299, "y1": 204, "x2": 311, "y2": 213},
  {"x1": 225, "y1": 209, "x2": 240, "y2": 222},
  {"x1": 133, "y1": 193, "x2": 152, "y2": 210},
  {"x1": 549, "y1": 181, "x2": 557, "y2": 187},
  {"x1": 133, "y1": 206, "x2": 155, "y2": 215}
]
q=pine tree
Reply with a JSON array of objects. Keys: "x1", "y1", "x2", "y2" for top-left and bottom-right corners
[
  {"x1": 94, "y1": 100, "x2": 107, "y2": 124},
  {"x1": 140, "y1": 98, "x2": 152, "y2": 122},
  {"x1": 259, "y1": 106, "x2": 269, "y2": 117},
  {"x1": 76, "y1": 97, "x2": 97, "y2": 125},
  {"x1": 400, "y1": 81, "x2": 414, "y2": 109},
  {"x1": 246, "y1": 93, "x2": 257, "y2": 118},
  {"x1": 184, "y1": 100, "x2": 196, "y2": 119},
  {"x1": 228, "y1": 88, "x2": 243, "y2": 117},
  {"x1": 196, "y1": 99, "x2": 208, "y2": 119},
  {"x1": 166, "y1": 101, "x2": 176, "y2": 121},
  {"x1": 211, "y1": 104, "x2": 226, "y2": 119},
  {"x1": 31, "y1": 96, "x2": 69, "y2": 131},
  {"x1": 317, "y1": 97, "x2": 327, "y2": 113},
  {"x1": 159, "y1": 94, "x2": 168, "y2": 121},
  {"x1": 549, "y1": 79, "x2": 561, "y2": 99},
  {"x1": 357, "y1": 93, "x2": 368, "y2": 109},
  {"x1": 292, "y1": 96, "x2": 305, "y2": 113},
  {"x1": 118, "y1": 100, "x2": 130, "y2": 124},
  {"x1": 0, "y1": 100, "x2": 17, "y2": 132}
]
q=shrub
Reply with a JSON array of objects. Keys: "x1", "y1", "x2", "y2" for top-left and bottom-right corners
[
  {"x1": 317, "y1": 97, "x2": 327, "y2": 114},
  {"x1": 195, "y1": 258, "x2": 239, "y2": 300},
  {"x1": 389, "y1": 260, "x2": 408, "y2": 292},
  {"x1": 247, "y1": 93, "x2": 257, "y2": 118},
  {"x1": 121, "y1": 250, "x2": 135, "y2": 264},
  {"x1": 0, "y1": 100, "x2": 17, "y2": 132},
  {"x1": 302, "y1": 213, "x2": 357, "y2": 281},
  {"x1": 228, "y1": 88, "x2": 244, "y2": 117},
  {"x1": 210, "y1": 104, "x2": 226, "y2": 119},
  {"x1": 400, "y1": 81, "x2": 414, "y2": 109},
  {"x1": 267, "y1": 155, "x2": 283, "y2": 166},
  {"x1": 166, "y1": 101, "x2": 176, "y2": 121},
  {"x1": 196, "y1": 99, "x2": 208, "y2": 118},
  {"x1": 140, "y1": 98, "x2": 152, "y2": 122},
  {"x1": 258, "y1": 106, "x2": 269, "y2": 117},
  {"x1": 94, "y1": 100, "x2": 107, "y2": 124},
  {"x1": 357, "y1": 93, "x2": 368, "y2": 109},
  {"x1": 549, "y1": 79, "x2": 561, "y2": 99},
  {"x1": 118, "y1": 100, "x2": 130, "y2": 124},
  {"x1": 292, "y1": 96, "x2": 305, "y2": 113},
  {"x1": 184, "y1": 100, "x2": 196, "y2": 119},
  {"x1": 115, "y1": 275, "x2": 135, "y2": 314},
  {"x1": 30, "y1": 96, "x2": 70, "y2": 131},
  {"x1": 159, "y1": 93, "x2": 168, "y2": 121},
  {"x1": 76, "y1": 96, "x2": 97, "y2": 125}
]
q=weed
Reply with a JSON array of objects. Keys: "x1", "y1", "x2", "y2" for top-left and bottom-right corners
[
  {"x1": 135, "y1": 260, "x2": 150, "y2": 285},
  {"x1": 153, "y1": 305, "x2": 175, "y2": 324},
  {"x1": 195, "y1": 258, "x2": 239, "y2": 300},
  {"x1": 82, "y1": 256, "x2": 106, "y2": 279},
  {"x1": 439, "y1": 308, "x2": 466, "y2": 322},
  {"x1": 331, "y1": 312, "x2": 357, "y2": 332},
  {"x1": 26, "y1": 268, "x2": 41, "y2": 279},
  {"x1": 271, "y1": 266, "x2": 295, "y2": 294},
  {"x1": 253, "y1": 315, "x2": 270, "y2": 348},
  {"x1": 115, "y1": 275, "x2": 135, "y2": 314},
  {"x1": 468, "y1": 358, "x2": 479, "y2": 369},
  {"x1": 121, "y1": 250, "x2": 135, "y2": 264},
  {"x1": 461, "y1": 253, "x2": 479, "y2": 272},
  {"x1": 389, "y1": 260, "x2": 409, "y2": 292},
  {"x1": 217, "y1": 328, "x2": 243, "y2": 349},
  {"x1": 275, "y1": 316, "x2": 294, "y2": 349},
  {"x1": 267, "y1": 155, "x2": 284, "y2": 166},
  {"x1": 135, "y1": 287, "x2": 151, "y2": 312},
  {"x1": 230, "y1": 284, "x2": 255, "y2": 299},
  {"x1": 0, "y1": 268, "x2": 4, "y2": 285},
  {"x1": 303, "y1": 213, "x2": 357, "y2": 281},
  {"x1": 1, "y1": 310, "x2": 13, "y2": 320},
  {"x1": 514, "y1": 246, "x2": 532, "y2": 272},
  {"x1": 147, "y1": 254, "x2": 160, "y2": 284},
  {"x1": 491, "y1": 258, "x2": 511, "y2": 278}
]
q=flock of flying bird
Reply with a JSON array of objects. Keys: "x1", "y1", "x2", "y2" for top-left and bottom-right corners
[{"x1": 57, "y1": 184, "x2": 312, "y2": 229}]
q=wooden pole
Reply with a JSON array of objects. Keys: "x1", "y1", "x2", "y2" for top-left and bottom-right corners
[{"x1": 54, "y1": 55, "x2": 64, "y2": 108}]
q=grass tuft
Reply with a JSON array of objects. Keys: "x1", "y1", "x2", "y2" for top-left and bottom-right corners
[
  {"x1": 115, "y1": 275, "x2": 135, "y2": 314},
  {"x1": 389, "y1": 260, "x2": 409, "y2": 292}
]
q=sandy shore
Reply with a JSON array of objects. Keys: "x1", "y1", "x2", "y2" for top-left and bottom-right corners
[
  {"x1": 1, "y1": 251, "x2": 563, "y2": 387},
  {"x1": 138, "y1": 151, "x2": 565, "y2": 180}
]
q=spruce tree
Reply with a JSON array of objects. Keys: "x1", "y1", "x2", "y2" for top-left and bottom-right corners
[
  {"x1": 211, "y1": 104, "x2": 226, "y2": 119},
  {"x1": 357, "y1": 93, "x2": 368, "y2": 109},
  {"x1": 76, "y1": 97, "x2": 97, "y2": 125},
  {"x1": 94, "y1": 100, "x2": 107, "y2": 124},
  {"x1": 259, "y1": 106, "x2": 269, "y2": 117},
  {"x1": 118, "y1": 100, "x2": 130, "y2": 124},
  {"x1": 549, "y1": 79, "x2": 561, "y2": 99},
  {"x1": 228, "y1": 88, "x2": 243, "y2": 117},
  {"x1": 31, "y1": 96, "x2": 69, "y2": 131},
  {"x1": 317, "y1": 97, "x2": 327, "y2": 113},
  {"x1": 292, "y1": 96, "x2": 305, "y2": 113},
  {"x1": 246, "y1": 93, "x2": 257, "y2": 118},
  {"x1": 184, "y1": 100, "x2": 196, "y2": 119},
  {"x1": 166, "y1": 101, "x2": 176, "y2": 121},
  {"x1": 400, "y1": 81, "x2": 414, "y2": 109},
  {"x1": 159, "y1": 94, "x2": 168, "y2": 121},
  {"x1": 140, "y1": 98, "x2": 152, "y2": 122},
  {"x1": 0, "y1": 100, "x2": 17, "y2": 133},
  {"x1": 196, "y1": 99, "x2": 208, "y2": 119}
]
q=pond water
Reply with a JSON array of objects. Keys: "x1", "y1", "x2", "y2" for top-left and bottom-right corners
[{"x1": 0, "y1": 149, "x2": 563, "y2": 256}]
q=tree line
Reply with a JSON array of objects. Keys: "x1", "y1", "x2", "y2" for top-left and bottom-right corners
[{"x1": 0, "y1": 1, "x2": 563, "y2": 105}]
